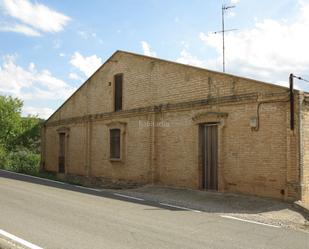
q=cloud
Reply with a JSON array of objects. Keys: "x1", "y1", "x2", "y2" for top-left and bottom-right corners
[
  {"x1": 141, "y1": 41, "x2": 157, "y2": 57},
  {"x1": 68, "y1": 72, "x2": 82, "y2": 80},
  {"x1": 22, "y1": 106, "x2": 54, "y2": 119},
  {"x1": 226, "y1": 10, "x2": 236, "y2": 18},
  {"x1": 53, "y1": 39, "x2": 61, "y2": 49},
  {"x1": 77, "y1": 30, "x2": 97, "y2": 39},
  {"x1": 0, "y1": 23, "x2": 41, "y2": 36},
  {"x1": 176, "y1": 49, "x2": 205, "y2": 68},
  {"x1": 0, "y1": 0, "x2": 70, "y2": 36},
  {"x1": 70, "y1": 52, "x2": 102, "y2": 77},
  {"x1": 0, "y1": 54, "x2": 76, "y2": 100},
  {"x1": 199, "y1": 0, "x2": 309, "y2": 90},
  {"x1": 230, "y1": 0, "x2": 240, "y2": 4}
]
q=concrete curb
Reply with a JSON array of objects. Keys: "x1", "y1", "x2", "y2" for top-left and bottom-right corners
[
  {"x1": 0, "y1": 235, "x2": 23, "y2": 249},
  {"x1": 293, "y1": 201, "x2": 309, "y2": 221}
]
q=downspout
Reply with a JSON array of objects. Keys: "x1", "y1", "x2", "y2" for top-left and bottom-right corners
[
  {"x1": 150, "y1": 112, "x2": 155, "y2": 184},
  {"x1": 298, "y1": 91, "x2": 304, "y2": 201}
]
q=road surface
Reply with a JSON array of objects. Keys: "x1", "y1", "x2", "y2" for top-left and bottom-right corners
[{"x1": 0, "y1": 169, "x2": 308, "y2": 249}]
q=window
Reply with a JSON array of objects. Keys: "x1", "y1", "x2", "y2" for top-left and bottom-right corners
[
  {"x1": 110, "y1": 129, "x2": 121, "y2": 159},
  {"x1": 107, "y1": 122, "x2": 126, "y2": 162},
  {"x1": 114, "y1": 74, "x2": 123, "y2": 111}
]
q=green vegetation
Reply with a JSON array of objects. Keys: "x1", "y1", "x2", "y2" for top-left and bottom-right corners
[{"x1": 0, "y1": 95, "x2": 42, "y2": 174}]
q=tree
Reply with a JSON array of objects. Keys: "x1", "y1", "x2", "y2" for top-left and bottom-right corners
[
  {"x1": 0, "y1": 96, "x2": 23, "y2": 150},
  {"x1": 0, "y1": 95, "x2": 43, "y2": 173},
  {"x1": 14, "y1": 117, "x2": 42, "y2": 153}
]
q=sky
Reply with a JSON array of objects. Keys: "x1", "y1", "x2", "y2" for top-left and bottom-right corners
[{"x1": 1, "y1": 0, "x2": 309, "y2": 119}]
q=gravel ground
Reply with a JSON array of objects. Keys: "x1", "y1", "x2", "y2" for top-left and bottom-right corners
[{"x1": 118, "y1": 185, "x2": 309, "y2": 232}]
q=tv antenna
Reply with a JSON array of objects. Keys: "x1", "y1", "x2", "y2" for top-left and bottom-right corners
[{"x1": 213, "y1": 4, "x2": 238, "y2": 73}]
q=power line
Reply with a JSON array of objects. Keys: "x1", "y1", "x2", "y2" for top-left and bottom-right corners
[{"x1": 292, "y1": 75, "x2": 309, "y2": 83}]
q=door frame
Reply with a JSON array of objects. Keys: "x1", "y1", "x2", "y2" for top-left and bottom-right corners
[
  {"x1": 193, "y1": 111, "x2": 227, "y2": 192},
  {"x1": 199, "y1": 122, "x2": 219, "y2": 191},
  {"x1": 200, "y1": 122, "x2": 219, "y2": 191}
]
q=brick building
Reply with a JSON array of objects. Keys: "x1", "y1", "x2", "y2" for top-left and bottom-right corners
[{"x1": 41, "y1": 50, "x2": 309, "y2": 203}]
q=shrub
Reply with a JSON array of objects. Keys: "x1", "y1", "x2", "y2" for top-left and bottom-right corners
[{"x1": 6, "y1": 149, "x2": 40, "y2": 175}]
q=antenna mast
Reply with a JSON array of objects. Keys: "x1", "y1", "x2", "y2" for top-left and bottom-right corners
[{"x1": 214, "y1": 4, "x2": 237, "y2": 72}]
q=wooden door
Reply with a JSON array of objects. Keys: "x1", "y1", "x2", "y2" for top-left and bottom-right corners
[
  {"x1": 58, "y1": 133, "x2": 65, "y2": 173},
  {"x1": 200, "y1": 124, "x2": 218, "y2": 190}
]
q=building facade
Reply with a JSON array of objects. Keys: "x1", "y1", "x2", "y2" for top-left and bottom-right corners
[{"x1": 41, "y1": 50, "x2": 309, "y2": 203}]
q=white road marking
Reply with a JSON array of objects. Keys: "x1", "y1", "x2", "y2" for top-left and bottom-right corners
[
  {"x1": 159, "y1": 203, "x2": 201, "y2": 213},
  {"x1": 0, "y1": 229, "x2": 43, "y2": 249},
  {"x1": 113, "y1": 193, "x2": 145, "y2": 201},
  {"x1": 0, "y1": 169, "x2": 66, "y2": 185},
  {"x1": 221, "y1": 215, "x2": 280, "y2": 228},
  {"x1": 74, "y1": 185, "x2": 102, "y2": 192}
]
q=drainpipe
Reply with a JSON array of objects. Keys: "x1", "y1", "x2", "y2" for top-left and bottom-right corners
[{"x1": 298, "y1": 91, "x2": 304, "y2": 201}]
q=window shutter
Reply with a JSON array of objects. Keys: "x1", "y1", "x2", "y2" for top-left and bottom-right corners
[
  {"x1": 114, "y1": 74, "x2": 123, "y2": 111},
  {"x1": 110, "y1": 129, "x2": 121, "y2": 159}
]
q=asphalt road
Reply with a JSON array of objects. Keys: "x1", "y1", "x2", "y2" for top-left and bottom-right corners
[{"x1": 0, "y1": 170, "x2": 309, "y2": 249}]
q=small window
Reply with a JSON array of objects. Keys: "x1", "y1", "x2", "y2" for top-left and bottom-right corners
[
  {"x1": 114, "y1": 74, "x2": 123, "y2": 111},
  {"x1": 110, "y1": 129, "x2": 121, "y2": 159}
]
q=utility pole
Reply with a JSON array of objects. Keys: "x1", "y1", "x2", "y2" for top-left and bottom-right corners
[
  {"x1": 214, "y1": 4, "x2": 237, "y2": 73},
  {"x1": 289, "y1": 73, "x2": 295, "y2": 130},
  {"x1": 289, "y1": 73, "x2": 309, "y2": 130}
]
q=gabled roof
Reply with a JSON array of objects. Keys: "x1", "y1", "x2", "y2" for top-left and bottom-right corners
[{"x1": 45, "y1": 50, "x2": 289, "y2": 123}]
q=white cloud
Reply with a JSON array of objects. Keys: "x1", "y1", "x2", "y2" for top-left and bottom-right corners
[
  {"x1": 0, "y1": 23, "x2": 41, "y2": 36},
  {"x1": 226, "y1": 10, "x2": 236, "y2": 18},
  {"x1": 77, "y1": 30, "x2": 98, "y2": 40},
  {"x1": 68, "y1": 72, "x2": 82, "y2": 81},
  {"x1": 180, "y1": 41, "x2": 190, "y2": 49},
  {"x1": 22, "y1": 106, "x2": 54, "y2": 119},
  {"x1": 77, "y1": 30, "x2": 88, "y2": 39},
  {"x1": 176, "y1": 49, "x2": 205, "y2": 68},
  {"x1": 0, "y1": 0, "x2": 70, "y2": 35},
  {"x1": 70, "y1": 52, "x2": 102, "y2": 77},
  {"x1": 59, "y1": 53, "x2": 65, "y2": 57},
  {"x1": 199, "y1": 0, "x2": 309, "y2": 90},
  {"x1": 230, "y1": 0, "x2": 240, "y2": 4},
  {"x1": 0, "y1": 54, "x2": 76, "y2": 100},
  {"x1": 53, "y1": 39, "x2": 61, "y2": 49},
  {"x1": 141, "y1": 41, "x2": 157, "y2": 57}
]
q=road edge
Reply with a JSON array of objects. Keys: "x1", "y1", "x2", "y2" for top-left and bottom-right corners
[
  {"x1": 0, "y1": 235, "x2": 24, "y2": 249},
  {"x1": 293, "y1": 201, "x2": 309, "y2": 221}
]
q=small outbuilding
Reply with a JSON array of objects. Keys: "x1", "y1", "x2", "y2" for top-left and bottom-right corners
[{"x1": 41, "y1": 50, "x2": 309, "y2": 203}]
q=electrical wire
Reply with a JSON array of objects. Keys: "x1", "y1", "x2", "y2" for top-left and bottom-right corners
[{"x1": 293, "y1": 75, "x2": 309, "y2": 83}]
